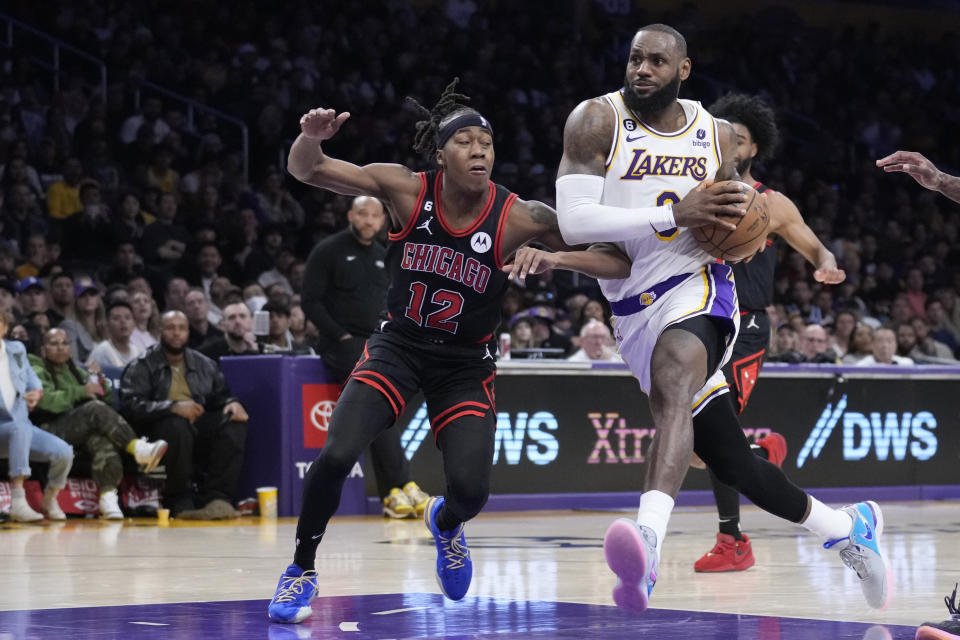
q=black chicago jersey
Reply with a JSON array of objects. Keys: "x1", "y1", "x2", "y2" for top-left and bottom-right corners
[
  {"x1": 731, "y1": 182, "x2": 778, "y2": 312},
  {"x1": 385, "y1": 170, "x2": 516, "y2": 345}
]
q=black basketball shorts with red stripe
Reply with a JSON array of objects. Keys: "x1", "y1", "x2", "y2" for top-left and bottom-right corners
[
  {"x1": 348, "y1": 328, "x2": 497, "y2": 442},
  {"x1": 721, "y1": 310, "x2": 770, "y2": 415}
]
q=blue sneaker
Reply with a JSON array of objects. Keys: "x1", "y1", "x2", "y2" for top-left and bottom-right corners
[
  {"x1": 268, "y1": 563, "x2": 318, "y2": 623},
  {"x1": 824, "y1": 501, "x2": 890, "y2": 609},
  {"x1": 424, "y1": 496, "x2": 472, "y2": 600},
  {"x1": 604, "y1": 518, "x2": 658, "y2": 612}
]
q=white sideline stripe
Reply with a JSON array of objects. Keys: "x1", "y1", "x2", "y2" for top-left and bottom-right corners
[
  {"x1": 130, "y1": 622, "x2": 169, "y2": 626},
  {"x1": 371, "y1": 606, "x2": 429, "y2": 615},
  {"x1": 339, "y1": 622, "x2": 360, "y2": 631}
]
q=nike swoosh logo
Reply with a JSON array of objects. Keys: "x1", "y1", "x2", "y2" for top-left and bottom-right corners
[
  {"x1": 860, "y1": 517, "x2": 873, "y2": 541},
  {"x1": 311, "y1": 534, "x2": 323, "y2": 540},
  {"x1": 626, "y1": 134, "x2": 646, "y2": 142}
]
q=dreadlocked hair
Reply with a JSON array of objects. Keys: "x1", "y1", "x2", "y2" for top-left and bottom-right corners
[
  {"x1": 407, "y1": 78, "x2": 477, "y2": 158},
  {"x1": 708, "y1": 93, "x2": 780, "y2": 162}
]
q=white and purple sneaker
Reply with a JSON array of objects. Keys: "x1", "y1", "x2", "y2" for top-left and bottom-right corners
[{"x1": 604, "y1": 518, "x2": 659, "y2": 612}]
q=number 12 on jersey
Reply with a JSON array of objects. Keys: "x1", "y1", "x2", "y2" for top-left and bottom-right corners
[{"x1": 405, "y1": 282, "x2": 464, "y2": 334}]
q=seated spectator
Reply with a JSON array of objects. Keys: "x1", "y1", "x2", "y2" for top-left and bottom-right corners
[
  {"x1": 63, "y1": 181, "x2": 113, "y2": 263},
  {"x1": 47, "y1": 273, "x2": 75, "y2": 326},
  {"x1": 828, "y1": 310, "x2": 857, "y2": 358},
  {"x1": 141, "y1": 193, "x2": 190, "y2": 270},
  {"x1": 510, "y1": 316, "x2": 537, "y2": 351},
  {"x1": 87, "y1": 301, "x2": 143, "y2": 369},
  {"x1": 766, "y1": 326, "x2": 804, "y2": 363},
  {"x1": 99, "y1": 242, "x2": 146, "y2": 287},
  {"x1": 926, "y1": 298, "x2": 959, "y2": 354},
  {"x1": 289, "y1": 305, "x2": 315, "y2": 349},
  {"x1": 0, "y1": 310, "x2": 74, "y2": 522},
  {"x1": 192, "y1": 243, "x2": 223, "y2": 300},
  {"x1": 45, "y1": 157, "x2": 84, "y2": 220},
  {"x1": 907, "y1": 317, "x2": 956, "y2": 364},
  {"x1": 184, "y1": 287, "x2": 223, "y2": 349},
  {"x1": 568, "y1": 320, "x2": 622, "y2": 363},
  {"x1": 30, "y1": 328, "x2": 166, "y2": 519},
  {"x1": 15, "y1": 234, "x2": 50, "y2": 280},
  {"x1": 120, "y1": 311, "x2": 249, "y2": 518},
  {"x1": 258, "y1": 247, "x2": 296, "y2": 295},
  {"x1": 0, "y1": 278, "x2": 14, "y2": 316},
  {"x1": 59, "y1": 277, "x2": 106, "y2": 366},
  {"x1": 2, "y1": 182, "x2": 48, "y2": 254},
  {"x1": 529, "y1": 306, "x2": 571, "y2": 357},
  {"x1": 841, "y1": 325, "x2": 875, "y2": 365},
  {"x1": 858, "y1": 327, "x2": 914, "y2": 366},
  {"x1": 242, "y1": 282, "x2": 267, "y2": 312},
  {"x1": 130, "y1": 290, "x2": 160, "y2": 351},
  {"x1": 200, "y1": 302, "x2": 263, "y2": 360},
  {"x1": 163, "y1": 277, "x2": 189, "y2": 313},
  {"x1": 17, "y1": 276, "x2": 48, "y2": 317},
  {"x1": 800, "y1": 324, "x2": 839, "y2": 363},
  {"x1": 259, "y1": 301, "x2": 314, "y2": 355},
  {"x1": 111, "y1": 192, "x2": 155, "y2": 247},
  {"x1": 207, "y1": 276, "x2": 234, "y2": 326}
]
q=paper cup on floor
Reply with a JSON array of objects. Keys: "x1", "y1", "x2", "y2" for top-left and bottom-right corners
[
  {"x1": 257, "y1": 487, "x2": 278, "y2": 519},
  {"x1": 157, "y1": 508, "x2": 170, "y2": 525}
]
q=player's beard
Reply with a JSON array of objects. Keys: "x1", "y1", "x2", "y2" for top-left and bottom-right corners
[
  {"x1": 622, "y1": 71, "x2": 682, "y2": 116},
  {"x1": 737, "y1": 155, "x2": 752, "y2": 176}
]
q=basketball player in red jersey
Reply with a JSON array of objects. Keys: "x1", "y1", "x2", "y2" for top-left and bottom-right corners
[
  {"x1": 691, "y1": 93, "x2": 846, "y2": 572},
  {"x1": 267, "y1": 80, "x2": 631, "y2": 624},
  {"x1": 877, "y1": 150, "x2": 960, "y2": 204}
]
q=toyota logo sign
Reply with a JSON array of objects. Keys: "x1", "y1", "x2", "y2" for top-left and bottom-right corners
[
  {"x1": 302, "y1": 384, "x2": 341, "y2": 448},
  {"x1": 310, "y1": 400, "x2": 336, "y2": 431}
]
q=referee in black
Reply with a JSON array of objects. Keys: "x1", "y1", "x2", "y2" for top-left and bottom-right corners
[{"x1": 302, "y1": 195, "x2": 427, "y2": 518}]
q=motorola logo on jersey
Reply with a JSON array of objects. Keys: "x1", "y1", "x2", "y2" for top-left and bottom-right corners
[
  {"x1": 400, "y1": 402, "x2": 559, "y2": 466},
  {"x1": 400, "y1": 242, "x2": 492, "y2": 293},
  {"x1": 470, "y1": 231, "x2": 492, "y2": 254},
  {"x1": 796, "y1": 394, "x2": 938, "y2": 468},
  {"x1": 619, "y1": 149, "x2": 709, "y2": 181}
]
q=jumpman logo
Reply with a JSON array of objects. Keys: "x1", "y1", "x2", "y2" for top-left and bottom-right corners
[
  {"x1": 417, "y1": 216, "x2": 434, "y2": 235},
  {"x1": 746, "y1": 314, "x2": 760, "y2": 330},
  {"x1": 483, "y1": 344, "x2": 494, "y2": 360}
]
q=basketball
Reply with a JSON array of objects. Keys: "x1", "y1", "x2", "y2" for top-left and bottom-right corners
[{"x1": 690, "y1": 181, "x2": 770, "y2": 263}]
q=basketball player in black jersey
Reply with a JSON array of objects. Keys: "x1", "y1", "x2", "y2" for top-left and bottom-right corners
[
  {"x1": 267, "y1": 80, "x2": 631, "y2": 624},
  {"x1": 692, "y1": 93, "x2": 846, "y2": 572}
]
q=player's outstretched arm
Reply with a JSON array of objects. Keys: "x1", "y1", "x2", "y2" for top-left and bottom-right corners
[
  {"x1": 498, "y1": 198, "x2": 630, "y2": 280},
  {"x1": 876, "y1": 150, "x2": 960, "y2": 203},
  {"x1": 502, "y1": 245, "x2": 631, "y2": 282},
  {"x1": 288, "y1": 108, "x2": 421, "y2": 226},
  {"x1": 767, "y1": 191, "x2": 845, "y2": 284}
]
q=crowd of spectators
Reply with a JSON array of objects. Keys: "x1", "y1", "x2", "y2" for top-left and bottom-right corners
[{"x1": 0, "y1": 0, "x2": 956, "y2": 370}]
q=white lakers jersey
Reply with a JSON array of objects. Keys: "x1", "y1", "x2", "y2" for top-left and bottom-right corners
[{"x1": 598, "y1": 91, "x2": 723, "y2": 302}]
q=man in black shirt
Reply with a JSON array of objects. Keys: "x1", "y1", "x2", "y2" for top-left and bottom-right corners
[{"x1": 302, "y1": 195, "x2": 428, "y2": 521}]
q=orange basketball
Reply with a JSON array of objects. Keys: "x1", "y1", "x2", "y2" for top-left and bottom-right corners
[{"x1": 690, "y1": 181, "x2": 770, "y2": 263}]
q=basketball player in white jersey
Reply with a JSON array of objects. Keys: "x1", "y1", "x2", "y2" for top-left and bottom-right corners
[{"x1": 555, "y1": 24, "x2": 889, "y2": 613}]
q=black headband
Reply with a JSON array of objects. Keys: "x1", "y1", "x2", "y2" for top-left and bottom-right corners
[{"x1": 435, "y1": 113, "x2": 493, "y2": 150}]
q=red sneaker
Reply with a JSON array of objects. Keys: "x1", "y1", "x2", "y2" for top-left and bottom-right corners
[
  {"x1": 694, "y1": 533, "x2": 756, "y2": 572},
  {"x1": 756, "y1": 432, "x2": 787, "y2": 468}
]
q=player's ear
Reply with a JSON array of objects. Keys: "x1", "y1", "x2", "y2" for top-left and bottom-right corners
[
  {"x1": 435, "y1": 148, "x2": 444, "y2": 168},
  {"x1": 679, "y1": 57, "x2": 692, "y2": 81}
]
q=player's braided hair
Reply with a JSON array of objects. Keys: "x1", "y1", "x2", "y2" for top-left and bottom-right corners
[
  {"x1": 407, "y1": 78, "x2": 477, "y2": 157},
  {"x1": 708, "y1": 93, "x2": 780, "y2": 161}
]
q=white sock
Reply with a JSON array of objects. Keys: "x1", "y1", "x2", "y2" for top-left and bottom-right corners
[
  {"x1": 801, "y1": 497, "x2": 854, "y2": 541},
  {"x1": 636, "y1": 490, "x2": 675, "y2": 557},
  {"x1": 11, "y1": 487, "x2": 25, "y2": 500}
]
